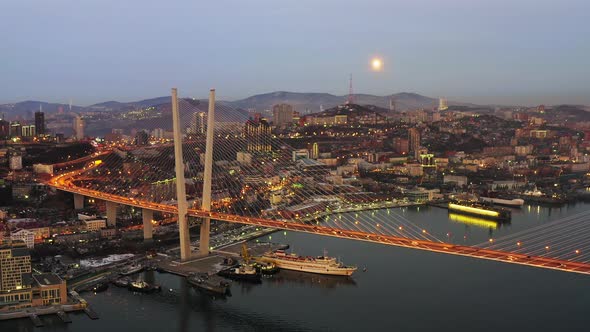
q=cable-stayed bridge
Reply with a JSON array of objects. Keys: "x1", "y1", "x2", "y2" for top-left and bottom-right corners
[{"x1": 46, "y1": 88, "x2": 590, "y2": 276}]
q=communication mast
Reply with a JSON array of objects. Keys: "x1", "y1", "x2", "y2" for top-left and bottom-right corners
[{"x1": 347, "y1": 74, "x2": 355, "y2": 104}]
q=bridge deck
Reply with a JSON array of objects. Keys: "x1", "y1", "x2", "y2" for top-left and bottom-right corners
[{"x1": 48, "y1": 177, "x2": 590, "y2": 276}]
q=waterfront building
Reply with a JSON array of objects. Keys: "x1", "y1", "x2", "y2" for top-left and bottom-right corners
[
  {"x1": 443, "y1": 175, "x2": 468, "y2": 187},
  {"x1": 0, "y1": 241, "x2": 32, "y2": 311},
  {"x1": 403, "y1": 187, "x2": 440, "y2": 202},
  {"x1": 31, "y1": 274, "x2": 67, "y2": 306},
  {"x1": 84, "y1": 219, "x2": 107, "y2": 232}
]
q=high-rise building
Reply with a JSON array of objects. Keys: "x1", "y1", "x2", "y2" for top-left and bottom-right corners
[
  {"x1": 393, "y1": 137, "x2": 409, "y2": 155},
  {"x1": 438, "y1": 98, "x2": 448, "y2": 111},
  {"x1": 191, "y1": 112, "x2": 207, "y2": 135},
  {"x1": 272, "y1": 104, "x2": 293, "y2": 128},
  {"x1": 34, "y1": 111, "x2": 45, "y2": 135},
  {"x1": 408, "y1": 128, "x2": 421, "y2": 155},
  {"x1": 389, "y1": 98, "x2": 396, "y2": 112},
  {"x1": 0, "y1": 240, "x2": 32, "y2": 310},
  {"x1": 152, "y1": 128, "x2": 164, "y2": 139},
  {"x1": 73, "y1": 115, "x2": 85, "y2": 140},
  {"x1": 0, "y1": 119, "x2": 8, "y2": 139},
  {"x1": 244, "y1": 118, "x2": 272, "y2": 152},
  {"x1": 135, "y1": 130, "x2": 149, "y2": 146}
]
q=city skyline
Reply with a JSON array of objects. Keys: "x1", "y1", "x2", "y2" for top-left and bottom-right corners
[{"x1": 1, "y1": 0, "x2": 589, "y2": 105}]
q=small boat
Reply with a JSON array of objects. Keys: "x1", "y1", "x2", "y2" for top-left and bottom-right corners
[
  {"x1": 187, "y1": 273, "x2": 231, "y2": 296},
  {"x1": 479, "y1": 192, "x2": 524, "y2": 207},
  {"x1": 92, "y1": 282, "x2": 108, "y2": 293},
  {"x1": 112, "y1": 277, "x2": 131, "y2": 288},
  {"x1": 128, "y1": 280, "x2": 161, "y2": 293},
  {"x1": 253, "y1": 262, "x2": 279, "y2": 275},
  {"x1": 218, "y1": 264, "x2": 262, "y2": 283},
  {"x1": 120, "y1": 263, "x2": 143, "y2": 276}
]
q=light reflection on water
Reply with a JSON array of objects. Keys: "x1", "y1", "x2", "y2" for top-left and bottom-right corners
[{"x1": 3, "y1": 202, "x2": 590, "y2": 331}]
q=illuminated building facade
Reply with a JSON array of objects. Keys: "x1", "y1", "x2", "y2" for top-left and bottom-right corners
[
  {"x1": 0, "y1": 241, "x2": 32, "y2": 311},
  {"x1": 245, "y1": 118, "x2": 271, "y2": 152},
  {"x1": 438, "y1": 98, "x2": 448, "y2": 111},
  {"x1": 191, "y1": 111, "x2": 207, "y2": 135}
]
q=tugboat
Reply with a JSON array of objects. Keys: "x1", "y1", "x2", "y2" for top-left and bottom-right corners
[
  {"x1": 217, "y1": 244, "x2": 262, "y2": 283},
  {"x1": 92, "y1": 282, "x2": 108, "y2": 293},
  {"x1": 218, "y1": 265, "x2": 262, "y2": 283},
  {"x1": 253, "y1": 262, "x2": 279, "y2": 275},
  {"x1": 128, "y1": 280, "x2": 161, "y2": 293}
]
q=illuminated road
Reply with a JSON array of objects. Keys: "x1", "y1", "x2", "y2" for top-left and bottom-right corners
[{"x1": 46, "y1": 156, "x2": 590, "y2": 276}]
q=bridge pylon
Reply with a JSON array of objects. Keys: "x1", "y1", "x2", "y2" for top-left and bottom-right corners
[
  {"x1": 73, "y1": 193, "x2": 84, "y2": 210},
  {"x1": 199, "y1": 89, "x2": 215, "y2": 256},
  {"x1": 105, "y1": 201, "x2": 117, "y2": 227},
  {"x1": 142, "y1": 208, "x2": 154, "y2": 241},
  {"x1": 171, "y1": 88, "x2": 191, "y2": 261}
]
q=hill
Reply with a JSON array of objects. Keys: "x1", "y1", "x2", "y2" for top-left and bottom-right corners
[{"x1": 226, "y1": 91, "x2": 439, "y2": 113}]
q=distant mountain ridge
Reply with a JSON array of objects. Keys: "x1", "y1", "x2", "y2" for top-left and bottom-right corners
[
  {"x1": 0, "y1": 91, "x2": 503, "y2": 120},
  {"x1": 226, "y1": 91, "x2": 440, "y2": 113}
]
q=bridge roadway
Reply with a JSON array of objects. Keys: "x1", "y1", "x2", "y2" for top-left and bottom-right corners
[{"x1": 47, "y1": 160, "x2": 590, "y2": 276}]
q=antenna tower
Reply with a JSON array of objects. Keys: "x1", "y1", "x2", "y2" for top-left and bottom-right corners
[{"x1": 347, "y1": 74, "x2": 354, "y2": 104}]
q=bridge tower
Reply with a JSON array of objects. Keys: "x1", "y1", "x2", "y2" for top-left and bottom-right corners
[
  {"x1": 73, "y1": 193, "x2": 84, "y2": 210},
  {"x1": 171, "y1": 88, "x2": 191, "y2": 261},
  {"x1": 199, "y1": 89, "x2": 215, "y2": 256}
]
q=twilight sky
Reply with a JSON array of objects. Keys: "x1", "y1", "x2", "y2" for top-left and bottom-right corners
[{"x1": 1, "y1": 0, "x2": 589, "y2": 106}]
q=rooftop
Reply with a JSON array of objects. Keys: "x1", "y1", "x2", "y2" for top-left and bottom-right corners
[
  {"x1": 33, "y1": 273, "x2": 63, "y2": 286},
  {"x1": 0, "y1": 239, "x2": 28, "y2": 251}
]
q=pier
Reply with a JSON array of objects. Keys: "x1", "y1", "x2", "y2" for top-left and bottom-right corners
[{"x1": 0, "y1": 303, "x2": 91, "y2": 324}]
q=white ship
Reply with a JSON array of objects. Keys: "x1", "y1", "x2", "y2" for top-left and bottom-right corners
[
  {"x1": 480, "y1": 196, "x2": 524, "y2": 207},
  {"x1": 255, "y1": 250, "x2": 356, "y2": 276}
]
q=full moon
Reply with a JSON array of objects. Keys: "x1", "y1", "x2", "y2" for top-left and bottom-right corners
[{"x1": 371, "y1": 57, "x2": 383, "y2": 71}]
